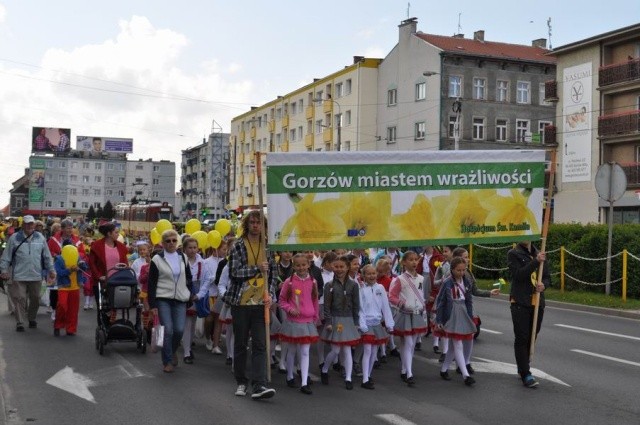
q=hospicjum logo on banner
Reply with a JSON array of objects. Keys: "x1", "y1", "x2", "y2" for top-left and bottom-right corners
[{"x1": 266, "y1": 150, "x2": 546, "y2": 250}]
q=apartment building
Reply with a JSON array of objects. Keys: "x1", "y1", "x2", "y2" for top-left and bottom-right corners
[
  {"x1": 377, "y1": 18, "x2": 556, "y2": 152},
  {"x1": 546, "y1": 23, "x2": 640, "y2": 224},
  {"x1": 229, "y1": 57, "x2": 381, "y2": 211}
]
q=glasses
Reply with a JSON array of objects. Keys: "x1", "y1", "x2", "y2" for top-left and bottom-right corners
[{"x1": 164, "y1": 239, "x2": 178, "y2": 243}]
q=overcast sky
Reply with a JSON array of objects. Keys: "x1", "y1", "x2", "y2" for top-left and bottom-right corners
[{"x1": 0, "y1": 0, "x2": 638, "y2": 208}]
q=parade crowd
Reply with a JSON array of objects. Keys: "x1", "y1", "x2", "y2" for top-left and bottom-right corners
[{"x1": 0, "y1": 211, "x2": 548, "y2": 401}]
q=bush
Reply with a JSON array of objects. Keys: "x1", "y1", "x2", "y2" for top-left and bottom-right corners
[{"x1": 470, "y1": 223, "x2": 640, "y2": 298}]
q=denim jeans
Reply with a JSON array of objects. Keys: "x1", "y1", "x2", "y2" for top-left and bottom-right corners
[
  {"x1": 510, "y1": 303, "x2": 544, "y2": 379},
  {"x1": 231, "y1": 305, "x2": 267, "y2": 388},
  {"x1": 157, "y1": 299, "x2": 187, "y2": 366}
]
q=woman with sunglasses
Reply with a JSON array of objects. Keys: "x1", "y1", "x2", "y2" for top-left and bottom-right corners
[{"x1": 148, "y1": 230, "x2": 194, "y2": 373}]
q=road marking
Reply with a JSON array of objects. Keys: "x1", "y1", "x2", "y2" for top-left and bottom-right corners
[
  {"x1": 555, "y1": 324, "x2": 640, "y2": 341},
  {"x1": 479, "y1": 328, "x2": 502, "y2": 334},
  {"x1": 414, "y1": 355, "x2": 570, "y2": 386},
  {"x1": 46, "y1": 353, "x2": 147, "y2": 403},
  {"x1": 571, "y1": 349, "x2": 640, "y2": 367},
  {"x1": 375, "y1": 413, "x2": 418, "y2": 425}
]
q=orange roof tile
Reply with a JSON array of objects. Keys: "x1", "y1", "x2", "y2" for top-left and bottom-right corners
[{"x1": 416, "y1": 33, "x2": 556, "y2": 64}]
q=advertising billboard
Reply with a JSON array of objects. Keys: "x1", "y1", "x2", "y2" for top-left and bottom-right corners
[
  {"x1": 32, "y1": 127, "x2": 71, "y2": 153},
  {"x1": 76, "y1": 136, "x2": 133, "y2": 153}
]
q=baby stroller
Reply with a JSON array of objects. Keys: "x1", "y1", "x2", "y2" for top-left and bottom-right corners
[{"x1": 95, "y1": 264, "x2": 147, "y2": 355}]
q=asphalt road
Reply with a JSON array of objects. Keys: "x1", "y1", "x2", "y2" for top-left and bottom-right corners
[{"x1": 1, "y1": 293, "x2": 639, "y2": 425}]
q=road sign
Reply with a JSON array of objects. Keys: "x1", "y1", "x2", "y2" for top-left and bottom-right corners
[{"x1": 595, "y1": 162, "x2": 627, "y2": 202}]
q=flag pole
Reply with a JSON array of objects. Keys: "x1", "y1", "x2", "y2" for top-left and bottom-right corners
[
  {"x1": 530, "y1": 144, "x2": 557, "y2": 359},
  {"x1": 255, "y1": 151, "x2": 271, "y2": 382}
]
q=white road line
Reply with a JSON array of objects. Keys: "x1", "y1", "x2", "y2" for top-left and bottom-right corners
[
  {"x1": 375, "y1": 413, "x2": 418, "y2": 425},
  {"x1": 479, "y1": 328, "x2": 502, "y2": 334},
  {"x1": 571, "y1": 349, "x2": 640, "y2": 367},
  {"x1": 555, "y1": 324, "x2": 640, "y2": 341}
]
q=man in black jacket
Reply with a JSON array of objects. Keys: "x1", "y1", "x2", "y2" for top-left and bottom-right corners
[{"x1": 507, "y1": 241, "x2": 549, "y2": 388}]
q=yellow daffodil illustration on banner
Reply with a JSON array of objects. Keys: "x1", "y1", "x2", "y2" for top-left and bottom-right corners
[
  {"x1": 432, "y1": 190, "x2": 490, "y2": 238},
  {"x1": 480, "y1": 189, "x2": 539, "y2": 236}
]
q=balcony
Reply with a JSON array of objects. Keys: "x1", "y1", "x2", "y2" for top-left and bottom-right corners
[
  {"x1": 305, "y1": 106, "x2": 314, "y2": 120},
  {"x1": 305, "y1": 133, "x2": 314, "y2": 148},
  {"x1": 599, "y1": 58, "x2": 640, "y2": 87},
  {"x1": 282, "y1": 114, "x2": 289, "y2": 127},
  {"x1": 238, "y1": 152, "x2": 245, "y2": 163},
  {"x1": 239, "y1": 130, "x2": 246, "y2": 142},
  {"x1": 238, "y1": 174, "x2": 244, "y2": 185},
  {"x1": 322, "y1": 128, "x2": 333, "y2": 143},
  {"x1": 619, "y1": 162, "x2": 640, "y2": 188},
  {"x1": 248, "y1": 173, "x2": 255, "y2": 184},
  {"x1": 250, "y1": 126, "x2": 257, "y2": 139},
  {"x1": 544, "y1": 80, "x2": 558, "y2": 102},
  {"x1": 323, "y1": 100, "x2": 333, "y2": 114},
  {"x1": 280, "y1": 141, "x2": 289, "y2": 152},
  {"x1": 598, "y1": 110, "x2": 640, "y2": 137},
  {"x1": 544, "y1": 125, "x2": 557, "y2": 145},
  {"x1": 268, "y1": 120, "x2": 276, "y2": 132}
]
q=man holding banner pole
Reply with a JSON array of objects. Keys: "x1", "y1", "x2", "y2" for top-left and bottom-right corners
[{"x1": 224, "y1": 210, "x2": 277, "y2": 400}]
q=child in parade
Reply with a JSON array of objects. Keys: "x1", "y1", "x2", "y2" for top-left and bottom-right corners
[
  {"x1": 203, "y1": 240, "x2": 228, "y2": 354},
  {"x1": 217, "y1": 262, "x2": 234, "y2": 366},
  {"x1": 358, "y1": 264, "x2": 394, "y2": 389},
  {"x1": 278, "y1": 253, "x2": 320, "y2": 395},
  {"x1": 436, "y1": 257, "x2": 477, "y2": 386},
  {"x1": 182, "y1": 237, "x2": 206, "y2": 364},
  {"x1": 316, "y1": 251, "x2": 337, "y2": 369},
  {"x1": 376, "y1": 258, "x2": 395, "y2": 360},
  {"x1": 320, "y1": 255, "x2": 360, "y2": 390},
  {"x1": 347, "y1": 253, "x2": 364, "y2": 378},
  {"x1": 431, "y1": 245, "x2": 454, "y2": 360},
  {"x1": 388, "y1": 251, "x2": 428, "y2": 387},
  {"x1": 53, "y1": 240, "x2": 88, "y2": 336}
]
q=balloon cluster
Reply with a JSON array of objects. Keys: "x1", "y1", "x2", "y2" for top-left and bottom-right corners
[{"x1": 150, "y1": 218, "x2": 232, "y2": 250}]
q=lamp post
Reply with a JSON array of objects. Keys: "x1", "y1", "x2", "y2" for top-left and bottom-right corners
[
  {"x1": 423, "y1": 70, "x2": 460, "y2": 150},
  {"x1": 313, "y1": 97, "x2": 341, "y2": 151}
]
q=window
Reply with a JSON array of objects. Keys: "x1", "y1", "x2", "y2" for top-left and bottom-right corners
[
  {"x1": 94, "y1": 202, "x2": 101, "y2": 208},
  {"x1": 517, "y1": 81, "x2": 530, "y2": 104},
  {"x1": 107, "y1": 163, "x2": 114, "y2": 170},
  {"x1": 336, "y1": 82, "x2": 344, "y2": 98},
  {"x1": 343, "y1": 141, "x2": 351, "y2": 151},
  {"x1": 496, "y1": 119, "x2": 508, "y2": 142},
  {"x1": 386, "y1": 127, "x2": 397, "y2": 143},
  {"x1": 118, "y1": 177, "x2": 125, "y2": 184},
  {"x1": 539, "y1": 83, "x2": 551, "y2": 106},
  {"x1": 153, "y1": 178, "x2": 159, "y2": 184},
  {"x1": 59, "y1": 201, "x2": 65, "y2": 208},
  {"x1": 135, "y1": 177, "x2": 143, "y2": 184},
  {"x1": 345, "y1": 79, "x2": 352, "y2": 95},
  {"x1": 539, "y1": 121, "x2": 553, "y2": 143},
  {"x1": 45, "y1": 201, "x2": 52, "y2": 208},
  {"x1": 472, "y1": 78, "x2": 486, "y2": 100},
  {"x1": 94, "y1": 189, "x2": 101, "y2": 196},
  {"x1": 275, "y1": 108, "x2": 282, "y2": 120},
  {"x1": 94, "y1": 163, "x2": 102, "y2": 170},
  {"x1": 290, "y1": 128, "x2": 296, "y2": 142},
  {"x1": 135, "y1": 164, "x2": 143, "y2": 170},
  {"x1": 516, "y1": 119, "x2": 530, "y2": 142},
  {"x1": 153, "y1": 165, "x2": 159, "y2": 172},
  {"x1": 71, "y1": 161, "x2": 78, "y2": 169},
  {"x1": 81, "y1": 202, "x2": 89, "y2": 209},
  {"x1": 118, "y1": 190, "x2": 125, "y2": 197},
  {"x1": 106, "y1": 176, "x2": 113, "y2": 184},
  {"x1": 307, "y1": 120, "x2": 312, "y2": 135},
  {"x1": 119, "y1": 164, "x2": 125, "y2": 171},
  {"x1": 82, "y1": 175, "x2": 89, "y2": 183},
  {"x1": 69, "y1": 175, "x2": 77, "y2": 182},
  {"x1": 387, "y1": 89, "x2": 397, "y2": 106},
  {"x1": 71, "y1": 201, "x2": 76, "y2": 208},
  {"x1": 472, "y1": 117, "x2": 485, "y2": 140},
  {"x1": 345, "y1": 110, "x2": 352, "y2": 125},
  {"x1": 82, "y1": 188, "x2": 89, "y2": 196},
  {"x1": 448, "y1": 116, "x2": 458, "y2": 139},
  {"x1": 335, "y1": 113, "x2": 342, "y2": 128},
  {"x1": 275, "y1": 133, "x2": 281, "y2": 146},
  {"x1": 298, "y1": 99, "x2": 303, "y2": 112},
  {"x1": 449, "y1": 76, "x2": 462, "y2": 98},
  {"x1": 316, "y1": 90, "x2": 323, "y2": 102},
  {"x1": 83, "y1": 162, "x2": 89, "y2": 169},
  {"x1": 46, "y1": 160, "x2": 54, "y2": 168},
  {"x1": 94, "y1": 176, "x2": 101, "y2": 183},
  {"x1": 106, "y1": 189, "x2": 113, "y2": 196},
  {"x1": 69, "y1": 188, "x2": 77, "y2": 196},
  {"x1": 415, "y1": 82, "x2": 426, "y2": 101},
  {"x1": 415, "y1": 122, "x2": 426, "y2": 140},
  {"x1": 315, "y1": 120, "x2": 323, "y2": 134},
  {"x1": 291, "y1": 102, "x2": 297, "y2": 115},
  {"x1": 153, "y1": 191, "x2": 159, "y2": 198},
  {"x1": 58, "y1": 175, "x2": 65, "y2": 182},
  {"x1": 59, "y1": 161, "x2": 67, "y2": 168},
  {"x1": 45, "y1": 188, "x2": 52, "y2": 194},
  {"x1": 497, "y1": 80, "x2": 509, "y2": 102},
  {"x1": 298, "y1": 126, "x2": 303, "y2": 140}
]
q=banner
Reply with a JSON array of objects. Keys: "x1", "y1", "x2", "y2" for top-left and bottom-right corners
[
  {"x1": 29, "y1": 157, "x2": 46, "y2": 203},
  {"x1": 76, "y1": 136, "x2": 133, "y2": 153},
  {"x1": 267, "y1": 150, "x2": 546, "y2": 250},
  {"x1": 562, "y1": 62, "x2": 592, "y2": 183},
  {"x1": 32, "y1": 127, "x2": 71, "y2": 153}
]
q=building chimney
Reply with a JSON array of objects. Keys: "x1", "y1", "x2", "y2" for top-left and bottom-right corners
[
  {"x1": 353, "y1": 56, "x2": 364, "y2": 64},
  {"x1": 453, "y1": 33, "x2": 465, "y2": 39},
  {"x1": 532, "y1": 38, "x2": 547, "y2": 49},
  {"x1": 473, "y1": 30, "x2": 485, "y2": 42},
  {"x1": 399, "y1": 17, "x2": 418, "y2": 44}
]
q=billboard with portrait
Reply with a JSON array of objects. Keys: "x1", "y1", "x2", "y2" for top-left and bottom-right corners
[
  {"x1": 76, "y1": 136, "x2": 133, "y2": 153},
  {"x1": 32, "y1": 127, "x2": 71, "y2": 153}
]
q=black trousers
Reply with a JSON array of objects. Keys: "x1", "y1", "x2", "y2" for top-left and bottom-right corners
[
  {"x1": 231, "y1": 305, "x2": 268, "y2": 388},
  {"x1": 510, "y1": 303, "x2": 544, "y2": 380}
]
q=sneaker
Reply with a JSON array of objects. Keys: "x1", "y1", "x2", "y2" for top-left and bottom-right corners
[
  {"x1": 523, "y1": 374, "x2": 539, "y2": 388},
  {"x1": 251, "y1": 385, "x2": 276, "y2": 400},
  {"x1": 440, "y1": 371, "x2": 451, "y2": 381},
  {"x1": 235, "y1": 384, "x2": 247, "y2": 396},
  {"x1": 300, "y1": 385, "x2": 312, "y2": 395},
  {"x1": 88, "y1": 305, "x2": 94, "y2": 310},
  {"x1": 464, "y1": 376, "x2": 476, "y2": 386},
  {"x1": 83, "y1": 305, "x2": 89, "y2": 311},
  {"x1": 361, "y1": 381, "x2": 375, "y2": 390},
  {"x1": 51, "y1": 312, "x2": 56, "y2": 321},
  {"x1": 205, "y1": 339, "x2": 214, "y2": 351},
  {"x1": 28, "y1": 321, "x2": 37, "y2": 329},
  {"x1": 16, "y1": 323, "x2": 25, "y2": 332},
  {"x1": 211, "y1": 346, "x2": 223, "y2": 355},
  {"x1": 345, "y1": 380, "x2": 353, "y2": 390}
]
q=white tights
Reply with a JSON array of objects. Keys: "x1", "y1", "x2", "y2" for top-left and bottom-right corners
[
  {"x1": 182, "y1": 315, "x2": 196, "y2": 356},
  {"x1": 362, "y1": 344, "x2": 378, "y2": 383},
  {"x1": 323, "y1": 344, "x2": 353, "y2": 381},
  {"x1": 287, "y1": 343, "x2": 310, "y2": 385},
  {"x1": 400, "y1": 335, "x2": 417, "y2": 378},
  {"x1": 441, "y1": 339, "x2": 469, "y2": 378}
]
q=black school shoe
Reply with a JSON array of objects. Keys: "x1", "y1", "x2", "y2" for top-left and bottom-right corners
[
  {"x1": 440, "y1": 371, "x2": 451, "y2": 381},
  {"x1": 29, "y1": 321, "x2": 37, "y2": 329},
  {"x1": 361, "y1": 381, "x2": 375, "y2": 390},
  {"x1": 300, "y1": 385, "x2": 312, "y2": 395},
  {"x1": 286, "y1": 378, "x2": 297, "y2": 388},
  {"x1": 321, "y1": 372, "x2": 329, "y2": 385},
  {"x1": 345, "y1": 380, "x2": 353, "y2": 390},
  {"x1": 16, "y1": 323, "x2": 25, "y2": 332},
  {"x1": 183, "y1": 355, "x2": 194, "y2": 364}
]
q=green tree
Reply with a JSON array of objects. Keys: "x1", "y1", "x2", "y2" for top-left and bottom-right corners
[
  {"x1": 96, "y1": 206, "x2": 104, "y2": 220},
  {"x1": 87, "y1": 205, "x2": 96, "y2": 222},
  {"x1": 103, "y1": 200, "x2": 115, "y2": 220}
]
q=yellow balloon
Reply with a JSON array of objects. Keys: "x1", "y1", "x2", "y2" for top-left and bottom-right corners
[
  {"x1": 150, "y1": 228, "x2": 161, "y2": 245},
  {"x1": 184, "y1": 218, "x2": 201, "y2": 235},
  {"x1": 207, "y1": 230, "x2": 222, "y2": 249},
  {"x1": 61, "y1": 245, "x2": 79, "y2": 267},
  {"x1": 156, "y1": 219, "x2": 172, "y2": 235},
  {"x1": 214, "y1": 219, "x2": 232, "y2": 237},
  {"x1": 192, "y1": 230, "x2": 208, "y2": 250}
]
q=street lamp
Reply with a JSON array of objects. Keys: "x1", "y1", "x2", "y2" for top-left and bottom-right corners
[{"x1": 313, "y1": 96, "x2": 342, "y2": 151}]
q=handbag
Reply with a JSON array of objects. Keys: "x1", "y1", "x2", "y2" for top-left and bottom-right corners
[
  {"x1": 151, "y1": 315, "x2": 164, "y2": 353},
  {"x1": 194, "y1": 317, "x2": 205, "y2": 339},
  {"x1": 195, "y1": 295, "x2": 210, "y2": 318}
]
